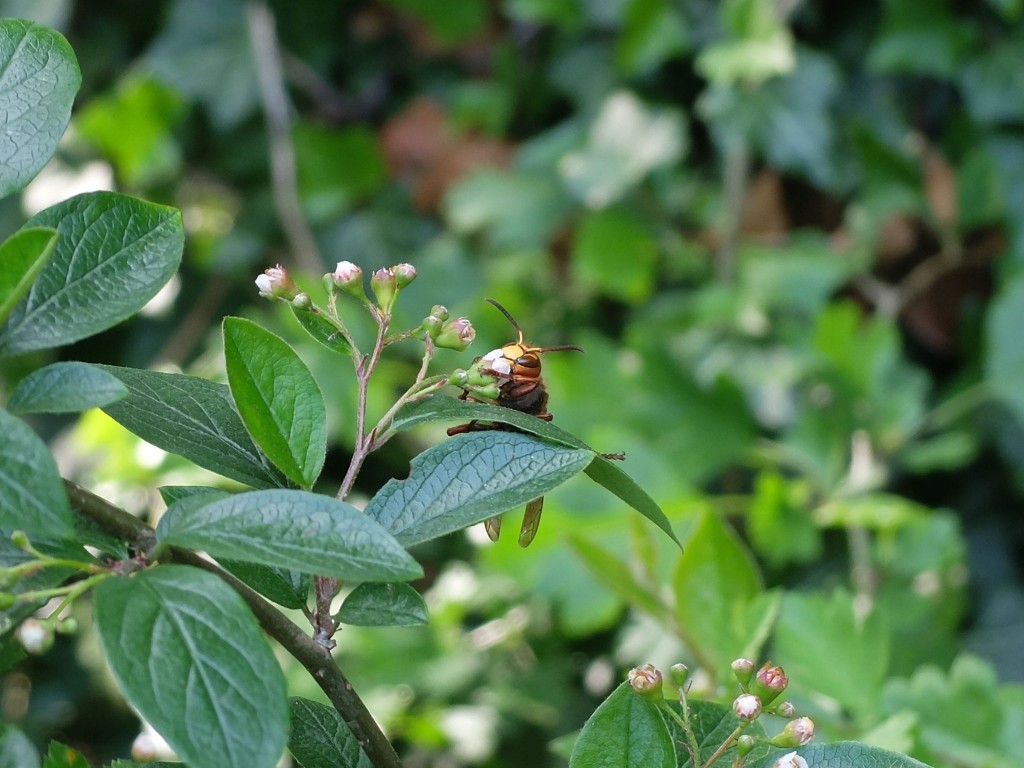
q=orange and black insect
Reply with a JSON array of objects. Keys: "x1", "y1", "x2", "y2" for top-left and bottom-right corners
[{"x1": 448, "y1": 298, "x2": 584, "y2": 546}]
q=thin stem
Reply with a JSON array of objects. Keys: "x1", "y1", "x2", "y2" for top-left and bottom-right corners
[
  {"x1": 701, "y1": 722, "x2": 748, "y2": 768},
  {"x1": 715, "y1": 142, "x2": 750, "y2": 283},
  {"x1": 64, "y1": 479, "x2": 403, "y2": 768},
  {"x1": 660, "y1": 698, "x2": 702, "y2": 766},
  {"x1": 246, "y1": 1, "x2": 322, "y2": 275}
]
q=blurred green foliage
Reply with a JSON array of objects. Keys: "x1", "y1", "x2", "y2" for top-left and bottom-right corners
[{"x1": 3, "y1": 0, "x2": 1024, "y2": 765}]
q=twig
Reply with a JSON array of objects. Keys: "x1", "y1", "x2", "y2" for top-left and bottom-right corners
[
  {"x1": 64, "y1": 479, "x2": 403, "y2": 768},
  {"x1": 716, "y1": 143, "x2": 750, "y2": 283},
  {"x1": 246, "y1": 1, "x2": 322, "y2": 275}
]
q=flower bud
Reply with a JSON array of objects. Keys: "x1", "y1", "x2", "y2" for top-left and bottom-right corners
[
  {"x1": 467, "y1": 381, "x2": 501, "y2": 400},
  {"x1": 669, "y1": 663, "x2": 689, "y2": 688},
  {"x1": 291, "y1": 292, "x2": 312, "y2": 310},
  {"x1": 255, "y1": 265, "x2": 298, "y2": 300},
  {"x1": 775, "y1": 701, "x2": 796, "y2": 718},
  {"x1": 370, "y1": 267, "x2": 397, "y2": 313},
  {"x1": 770, "y1": 717, "x2": 814, "y2": 748},
  {"x1": 394, "y1": 263, "x2": 417, "y2": 288},
  {"x1": 16, "y1": 618, "x2": 53, "y2": 655},
  {"x1": 628, "y1": 663, "x2": 663, "y2": 700},
  {"x1": 448, "y1": 369, "x2": 470, "y2": 387},
  {"x1": 733, "y1": 693, "x2": 762, "y2": 721},
  {"x1": 773, "y1": 752, "x2": 809, "y2": 768},
  {"x1": 736, "y1": 735, "x2": 755, "y2": 757},
  {"x1": 732, "y1": 658, "x2": 756, "y2": 688},
  {"x1": 10, "y1": 530, "x2": 30, "y2": 550},
  {"x1": 422, "y1": 305, "x2": 449, "y2": 340},
  {"x1": 434, "y1": 317, "x2": 476, "y2": 351},
  {"x1": 56, "y1": 617, "x2": 79, "y2": 635},
  {"x1": 752, "y1": 662, "x2": 788, "y2": 705},
  {"x1": 326, "y1": 261, "x2": 367, "y2": 301}
]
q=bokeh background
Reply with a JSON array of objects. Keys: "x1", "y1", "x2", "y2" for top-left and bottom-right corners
[{"x1": 3, "y1": 0, "x2": 1024, "y2": 766}]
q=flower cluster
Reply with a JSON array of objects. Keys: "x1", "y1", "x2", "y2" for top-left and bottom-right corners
[{"x1": 624, "y1": 659, "x2": 815, "y2": 767}]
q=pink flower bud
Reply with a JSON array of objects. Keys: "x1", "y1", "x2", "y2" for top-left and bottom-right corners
[
  {"x1": 394, "y1": 262, "x2": 417, "y2": 288},
  {"x1": 775, "y1": 701, "x2": 796, "y2": 718},
  {"x1": 434, "y1": 317, "x2": 476, "y2": 351},
  {"x1": 752, "y1": 661, "x2": 788, "y2": 705},
  {"x1": 255, "y1": 265, "x2": 297, "y2": 300},
  {"x1": 771, "y1": 717, "x2": 815, "y2": 748},
  {"x1": 325, "y1": 261, "x2": 367, "y2": 301},
  {"x1": 628, "y1": 663, "x2": 663, "y2": 700},
  {"x1": 733, "y1": 693, "x2": 762, "y2": 720},
  {"x1": 370, "y1": 267, "x2": 397, "y2": 312}
]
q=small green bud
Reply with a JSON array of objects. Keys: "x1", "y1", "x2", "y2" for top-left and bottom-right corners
[
  {"x1": 736, "y1": 735, "x2": 755, "y2": 757},
  {"x1": 326, "y1": 261, "x2": 367, "y2": 301},
  {"x1": 669, "y1": 663, "x2": 690, "y2": 688},
  {"x1": 255, "y1": 265, "x2": 298, "y2": 301},
  {"x1": 770, "y1": 717, "x2": 815, "y2": 748},
  {"x1": 394, "y1": 262, "x2": 417, "y2": 288},
  {"x1": 467, "y1": 381, "x2": 500, "y2": 400},
  {"x1": 430, "y1": 304, "x2": 450, "y2": 323},
  {"x1": 370, "y1": 267, "x2": 397, "y2": 313},
  {"x1": 732, "y1": 657, "x2": 755, "y2": 688},
  {"x1": 434, "y1": 317, "x2": 476, "y2": 351},
  {"x1": 448, "y1": 369, "x2": 470, "y2": 387},
  {"x1": 627, "y1": 663, "x2": 663, "y2": 701},
  {"x1": 10, "y1": 530, "x2": 30, "y2": 550},
  {"x1": 291, "y1": 292, "x2": 312, "y2": 310},
  {"x1": 775, "y1": 701, "x2": 796, "y2": 718},
  {"x1": 56, "y1": 617, "x2": 79, "y2": 635}
]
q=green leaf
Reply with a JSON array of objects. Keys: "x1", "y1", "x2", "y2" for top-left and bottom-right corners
[
  {"x1": 223, "y1": 317, "x2": 326, "y2": 489},
  {"x1": 75, "y1": 75, "x2": 184, "y2": 187},
  {"x1": 673, "y1": 509, "x2": 764, "y2": 673},
  {"x1": 0, "y1": 20, "x2": 80, "y2": 198},
  {"x1": 146, "y1": 0, "x2": 257, "y2": 129},
  {"x1": 616, "y1": 0, "x2": 690, "y2": 77},
  {"x1": 156, "y1": 489, "x2": 423, "y2": 582},
  {"x1": 0, "y1": 227, "x2": 58, "y2": 326},
  {"x1": 750, "y1": 743, "x2": 934, "y2": 768},
  {"x1": 0, "y1": 408, "x2": 73, "y2": 539},
  {"x1": 568, "y1": 533, "x2": 669, "y2": 623},
  {"x1": 571, "y1": 207, "x2": 658, "y2": 304},
  {"x1": 0, "y1": 192, "x2": 184, "y2": 356},
  {"x1": 219, "y1": 560, "x2": 311, "y2": 610},
  {"x1": 288, "y1": 697, "x2": 373, "y2": 768},
  {"x1": 0, "y1": 722, "x2": 40, "y2": 768},
  {"x1": 98, "y1": 365, "x2": 287, "y2": 489},
  {"x1": 774, "y1": 589, "x2": 889, "y2": 719},
  {"x1": 390, "y1": 396, "x2": 680, "y2": 545},
  {"x1": 43, "y1": 742, "x2": 91, "y2": 768},
  {"x1": 568, "y1": 681, "x2": 675, "y2": 768},
  {"x1": 158, "y1": 486, "x2": 311, "y2": 609},
  {"x1": 364, "y1": 431, "x2": 593, "y2": 547},
  {"x1": 291, "y1": 307, "x2": 351, "y2": 356},
  {"x1": 8, "y1": 362, "x2": 127, "y2": 414},
  {"x1": 93, "y1": 565, "x2": 288, "y2": 768},
  {"x1": 882, "y1": 655, "x2": 1022, "y2": 766},
  {"x1": 336, "y1": 582, "x2": 428, "y2": 627},
  {"x1": 294, "y1": 122, "x2": 386, "y2": 222},
  {"x1": 986, "y1": 272, "x2": 1024, "y2": 424}
]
